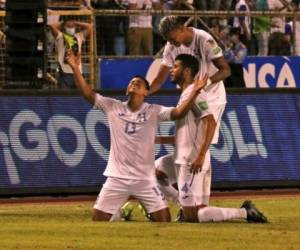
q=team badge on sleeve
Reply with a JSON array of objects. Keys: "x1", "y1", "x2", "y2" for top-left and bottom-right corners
[
  {"x1": 192, "y1": 101, "x2": 208, "y2": 117},
  {"x1": 207, "y1": 39, "x2": 222, "y2": 55}
]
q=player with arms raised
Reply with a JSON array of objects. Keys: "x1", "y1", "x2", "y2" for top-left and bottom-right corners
[{"x1": 66, "y1": 50, "x2": 207, "y2": 222}]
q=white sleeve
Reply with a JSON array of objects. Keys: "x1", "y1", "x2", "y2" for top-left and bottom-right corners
[
  {"x1": 161, "y1": 43, "x2": 174, "y2": 68},
  {"x1": 93, "y1": 93, "x2": 117, "y2": 113},
  {"x1": 155, "y1": 104, "x2": 173, "y2": 122},
  {"x1": 192, "y1": 91, "x2": 210, "y2": 119},
  {"x1": 204, "y1": 36, "x2": 223, "y2": 61}
]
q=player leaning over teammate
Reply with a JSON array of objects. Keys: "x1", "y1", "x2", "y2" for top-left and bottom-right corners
[
  {"x1": 150, "y1": 15, "x2": 230, "y2": 222},
  {"x1": 66, "y1": 50, "x2": 207, "y2": 222},
  {"x1": 155, "y1": 54, "x2": 268, "y2": 223}
]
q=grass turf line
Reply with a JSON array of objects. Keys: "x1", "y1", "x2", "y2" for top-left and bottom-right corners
[{"x1": 0, "y1": 197, "x2": 299, "y2": 250}]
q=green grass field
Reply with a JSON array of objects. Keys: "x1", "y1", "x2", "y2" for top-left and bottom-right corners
[{"x1": 0, "y1": 196, "x2": 299, "y2": 250}]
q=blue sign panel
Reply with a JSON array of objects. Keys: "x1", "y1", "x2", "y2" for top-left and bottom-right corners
[
  {"x1": 0, "y1": 92, "x2": 299, "y2": 194},
  {"x1": 99, "y1": 57, "x2": 300, "y2": 89},
  {"x1": 243, "y1": 56, "x2": 300, "y2": 88}
]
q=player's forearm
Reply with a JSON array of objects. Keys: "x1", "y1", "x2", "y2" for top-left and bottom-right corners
[
  {"x1": 210, "y1": 57, "x2": 231, "y2": 83},
  {"x1": 149, "y1": 65, "x2": 170, "y2": 94},
  {"x1": 195, "y1": 115, "x2": 216, "y2": 161},
  {"x1": 170, "y1": 90, "x2": 198, "y2": 120},
  {"x1": 71, "y1": 65, "x2": 95, "y2": 104}
]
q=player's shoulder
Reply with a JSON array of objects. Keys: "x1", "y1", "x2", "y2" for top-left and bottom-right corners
[{"x1": 193, "y1": 28, "x2": 212, "y2": 39}]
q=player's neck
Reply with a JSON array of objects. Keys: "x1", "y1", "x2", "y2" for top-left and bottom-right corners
[
  {"x1": 181, "y1": 79, "x2": 194, "y2": 91},
  {"x1": 127, "y1": 95, "x2": 144, "y2": 112},
  {"x1": 183, "y1": 27, "x2": 194, "y2": 46}
]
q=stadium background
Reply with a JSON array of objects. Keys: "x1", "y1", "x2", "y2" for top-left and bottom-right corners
[{"x1": 0, "y1": 1, "x2": 300, "y2": 196}]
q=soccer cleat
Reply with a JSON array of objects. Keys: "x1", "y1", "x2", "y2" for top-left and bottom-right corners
[
  {"x1": 138, "y1": 203, "x2": 151, "y2": 220},
  {"x1": 241, "y1": 200, "x2": 268, "y2": 223},
  {"x1": 121, "y1": 201, "x2": 134, "y2": 221},
  {"x1": 175, "y1": 208, "x2": 184, "y2": 222}
]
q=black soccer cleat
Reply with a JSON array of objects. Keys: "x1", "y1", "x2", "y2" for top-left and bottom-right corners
[
  {"x1": 241, "y1": 200, "x2": 269, "y2": 223},
  {"x1": 175, "y1": 208, "x2": 185, "y2": 222}
]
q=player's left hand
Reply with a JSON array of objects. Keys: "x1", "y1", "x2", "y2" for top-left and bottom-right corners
[
  {"x1": 193, "y1": 74, "x2": 208, "y2": 93},
  {"x1": 190, "y1": 156, "x2": 205, "y2": 174}
]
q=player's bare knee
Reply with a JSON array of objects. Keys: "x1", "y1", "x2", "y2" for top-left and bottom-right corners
[
  {"x1": 92, "y1": 209, "x2": 112, "y2": 221},
  {"x1": 150, "y1": 208, "x2": 171, "y2": 222}
]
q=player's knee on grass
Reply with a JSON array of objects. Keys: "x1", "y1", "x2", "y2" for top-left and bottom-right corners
[
  {"x1": 182, "y1": 206, "x2": 199, "y2": 223},
  {"x1": 149, "y1": 207, "x2": 171, "y2": 222},
  {"x1": 92, "y1": 209, "x2": 112, "y2": 221}
]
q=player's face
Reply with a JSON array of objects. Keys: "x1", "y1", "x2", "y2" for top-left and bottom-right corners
[
  {"x1": 170, "y1": 60, "x2": 185, "y2": 85},
  {"x1": 166, "y1": 27, "x2": 185, "y2": 47},
  {"x1": 127, "y1": 77, "x2": 148, "y2": 96}
]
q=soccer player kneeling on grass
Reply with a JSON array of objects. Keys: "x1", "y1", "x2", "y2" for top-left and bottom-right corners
[
  {"x1": 154, "y1": 54, "x2": 268, "y2": 223},
  {"x1": 66, "y1": 50, "x2": 207, "y2": 222}
]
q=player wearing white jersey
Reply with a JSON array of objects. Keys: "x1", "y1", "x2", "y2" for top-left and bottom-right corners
[
  {"x1": 66, "y1": 51, "x2": 207, "y2": 222},
  {"x1": 146, "y1": 15, "x2": 228, "y2": 221},
  {"x1": 155, "y1": 54, "x2": 268, "y2": 223},
  {"x1": 149, "y1": 15, "x2": 231, "y2": 95}
]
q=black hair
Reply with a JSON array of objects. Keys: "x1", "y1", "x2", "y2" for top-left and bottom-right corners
[
  {"x1": 175, "y1": 54, "x2": 199, "y2": 78},
  {"x1": 229, "y1": 27, "x2": 241, "y2": 37},
  {"x1": 132, "y1": 75, "x2": 150, "y2": 90}
]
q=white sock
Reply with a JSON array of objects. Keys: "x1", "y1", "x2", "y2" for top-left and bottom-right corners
[
  {"x1": 198, "y1": 206, "x2": 247, "y2": 222},
  {"x1": 159, "y1": 184, "x2": 179, "y2": 204},
  {"x1": 109, "y1": 209, "x2": 122, "y2": 222}
]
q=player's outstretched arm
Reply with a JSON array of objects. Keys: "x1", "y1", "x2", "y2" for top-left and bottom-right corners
[
  {"x1": 66, "y1": 50, "x2": 95, "y2": 105},
  {"x1": 170, "y1": 75, "x2": 208, "y2": 120},
  {"x1": 149, "y1": 64, "x2": 170, "y2": 95}
]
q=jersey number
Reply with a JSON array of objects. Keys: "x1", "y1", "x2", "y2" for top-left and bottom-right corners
[{"x1": 125, "y1": 122, "x2": 136, "y2": 134}]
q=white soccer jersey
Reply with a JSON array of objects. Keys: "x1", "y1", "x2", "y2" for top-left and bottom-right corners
[
  {"x1": 174, "y1": 84, "x2": 226, "y2": 165},
  {"x1": 94, "y1": 93, "x2": 173, "y2": 180},
  {"x1": 162, "y1": 27, "x2": 226, "y2": 106}
]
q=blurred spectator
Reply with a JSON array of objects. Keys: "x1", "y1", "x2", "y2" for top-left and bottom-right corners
[
  {"x1": 253, "y1": 0, "x2": 272, "y2": 55},
  {"x1": 127, "y1": 0, "x2": 160, "y2": 55},
  {"x1": 267, "y1": 0, "x2": 293, "y2": 33},
  {"x1": 0, "y1": 0, "x2": 5, "y2": 9},
  {"x1": 225, "y1": 28, "x2": 248, "y2": 64},
  {"x1": 92, "y1": 0, "x2": 124, "y2": 55},
  {"x1": 233, "y1": 0, "x2": 252, "y2": 52},
  {"x1": 0, "y1": 30, "x2": 5, "y2": 44},
  {"x1": 268, "y1": 31, "x2": 291, "y2": 55},
  {"x1": 224, "y1": 27, "x2": 247, "y2": 87},
  {"x1": 81, "y1": 0, "x2": 92, "y2": 8},
  {"x1": 50, "y1": 17, "x2": 92, "y2": 88}
]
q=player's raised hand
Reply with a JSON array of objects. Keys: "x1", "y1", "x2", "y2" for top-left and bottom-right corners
[
  {"x1": 65, "y1": 50, "x2": 80, "y2": 70},
  {"x1": 193, "y1": 74, "x2": 208, "y2": 93}
]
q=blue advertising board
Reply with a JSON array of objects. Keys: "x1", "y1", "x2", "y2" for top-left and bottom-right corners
[
  {"x1": 99, "y1": 57, "x2": 300, "y2": 89},
  {"x1": 0, "y1": 91, "x2": 300, "y2": 195}
]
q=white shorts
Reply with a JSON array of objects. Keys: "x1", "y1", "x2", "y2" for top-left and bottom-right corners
[
  {"x1": 93, "y1": 177, "x2": 168, "y2": 215},
  {"x1": 177, "y1": 150, "x2": 212, "y2": 207},
  {"x1": 155, "y1": 154, "x2": 177, "y2": 185},
  {"x1": 156, "y1": 152, "x2": 212, "y2": 207}
]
